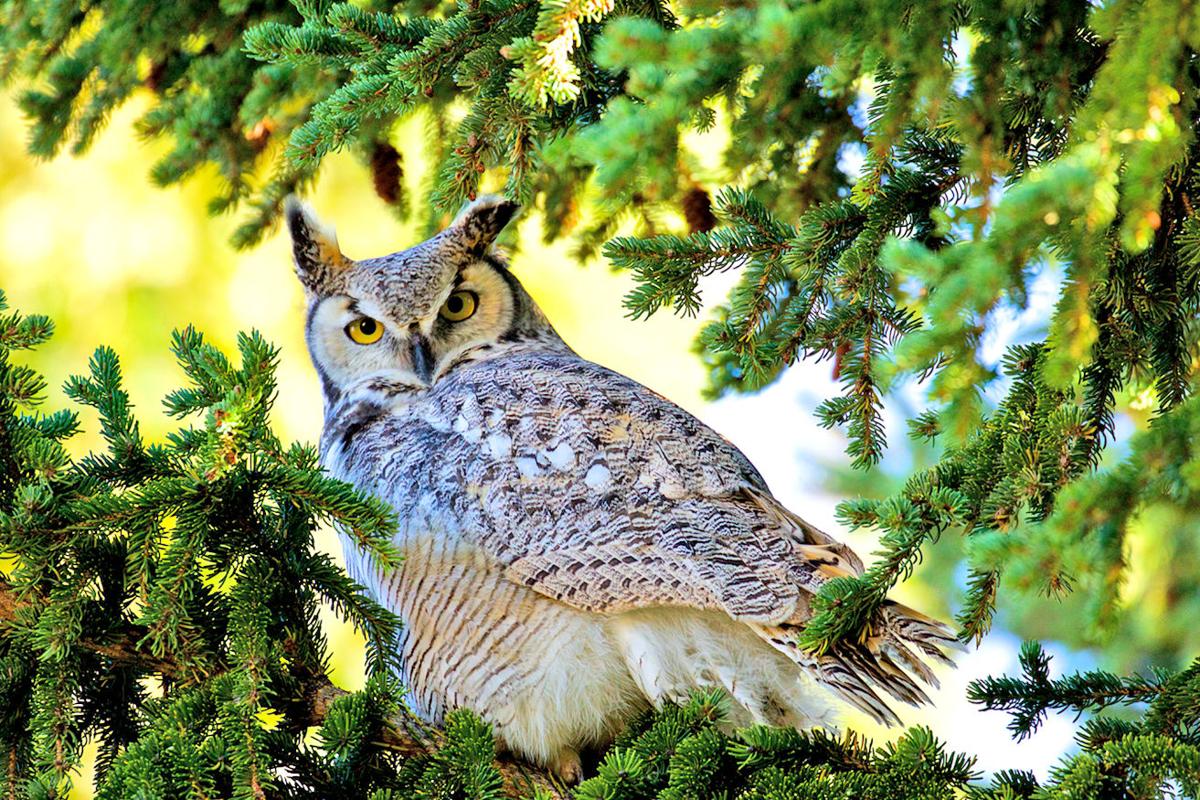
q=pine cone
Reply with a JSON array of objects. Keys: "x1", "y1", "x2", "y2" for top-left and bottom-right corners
[
  {"x1": 370, "y1": 142, "x2": 404, "y2": 205},
  {"x1": 245, "y1": 118, "x2": 275, "y2": 151},
  {"x1": 144, "y1": 60, "x2": 167, "y2": 93},
  {"x1": 682, "y1": 186, "x2": 717, "y2": 233}
]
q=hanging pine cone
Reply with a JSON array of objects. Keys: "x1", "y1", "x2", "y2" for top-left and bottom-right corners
[
  {"x1": 144, "y1": 60, "x2": 168, "y2": 93},
  {"x1": 831, "y1": 340, "x2": 851, "y2": 381},
  {"x1": 682, "y1": 186, "x2": 717, "y2": 233},
  {"x1": 370, "y1": 142, "x2": 404, "y2": 205}
]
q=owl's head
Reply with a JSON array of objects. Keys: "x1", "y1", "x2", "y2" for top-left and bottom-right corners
[{"x1": 285, "y1": 196, "x2": 562, "y2": 404}]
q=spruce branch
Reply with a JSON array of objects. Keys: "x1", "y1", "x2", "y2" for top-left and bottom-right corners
[
  {"x1": 967, "y1": 641, "x2": 1169, "y2": 740},
  {"x1": 0, "y1": 578, "x2": 569, "y2": 798}
]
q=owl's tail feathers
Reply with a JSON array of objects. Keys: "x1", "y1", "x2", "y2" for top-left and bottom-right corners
[
  {"x1": 754, "y1": 602, "x2": 962, "y2": 727},
  {"x1": 881, "y1": 600, "x2": 964, "y2": 666}
]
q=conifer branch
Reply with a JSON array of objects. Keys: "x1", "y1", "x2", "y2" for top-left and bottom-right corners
[
  {"x1": 0, "y1": 580, "x2": 175, "y2": 675},
  {"x1": 0, "y1": 569, "x2": 569, "y2": 798},
  {"x1": 967, "y1": 642, "x2": 1168, "y2": 740}
]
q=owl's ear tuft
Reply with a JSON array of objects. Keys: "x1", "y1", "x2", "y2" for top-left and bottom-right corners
[
  {"x1": 451, "y1": 195, "x2": 519, "y2": 255},
  {"x1": 284, "y1": 195, "x2": 350, "y2": 292}
]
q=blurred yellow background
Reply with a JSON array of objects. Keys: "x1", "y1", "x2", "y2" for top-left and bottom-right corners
[{"x1": 0, "y1": 90, "x2": 1079, "y2": 797}]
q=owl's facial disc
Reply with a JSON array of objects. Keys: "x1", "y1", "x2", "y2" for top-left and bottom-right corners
[
  {"x1": 425, "y1": 258, "x2": 517, "y2": 378},
  {"x1": 304, "y1": 256, "x2": 518, "y2": 395},
  {"x1": 306, "y1": 295, "x2": 427, "y2": 393},
  {"x1": 289, "y1": 195, "x2": 540, "y2": 402}
]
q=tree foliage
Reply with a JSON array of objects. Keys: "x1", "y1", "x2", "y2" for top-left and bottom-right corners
[
  {"x1": 4, "y1": 0, "x2": 1200, "y2": 651},
  {"x1": 0, "y1": 292, "x2": 1198, "y2": 798},
  {"x1": 4, "y1": 0, "x2": 1200, "y2": 795},
  {"x1": 0, "y1": 289, "x2": 408, "y2": 798}
]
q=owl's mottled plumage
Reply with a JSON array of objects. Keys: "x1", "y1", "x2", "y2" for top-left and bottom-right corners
[{"x1": 287, "y1": 197, "x2": 957, "y2": 781}]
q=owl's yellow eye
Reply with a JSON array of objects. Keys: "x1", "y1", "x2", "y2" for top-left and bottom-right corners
[
  {"x1": 345, "y1": 317, "x2": 384, "y2": 345},
  {"x1": 439, "y1": 290, "x2": 478, "y2": 322}
]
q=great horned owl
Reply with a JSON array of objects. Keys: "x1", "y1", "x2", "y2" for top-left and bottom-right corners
[{"x1": 286, "y1": 196, "x2": 956, "y2": 782}]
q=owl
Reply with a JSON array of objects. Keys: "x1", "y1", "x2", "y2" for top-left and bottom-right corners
[{"x1": 286, "y1": 196, "x2": 957, "y2": 782}]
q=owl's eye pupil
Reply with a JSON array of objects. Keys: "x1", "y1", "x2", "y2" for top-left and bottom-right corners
[
  {"x1": 345, "y1": 315, "x2": 384, "y2": 344},
  {"x1": 439, "y1": 290, "x2": 478, "y2": 322}
]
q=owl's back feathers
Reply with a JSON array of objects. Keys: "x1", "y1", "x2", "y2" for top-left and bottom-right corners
[{"x1": 325, "y1": 347, "x2": 956, "y2": 726}]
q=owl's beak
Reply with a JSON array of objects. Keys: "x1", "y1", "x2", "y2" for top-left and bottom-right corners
[{"x1": 410, "y1": 334, "x2": 434, "y2": 384}]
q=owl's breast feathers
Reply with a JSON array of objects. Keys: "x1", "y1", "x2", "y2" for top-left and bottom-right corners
[{"x1": 322, "y1": 350, "x2": 959, "y2": 725}]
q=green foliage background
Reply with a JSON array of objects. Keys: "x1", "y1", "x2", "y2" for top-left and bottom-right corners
[
  {"x1": 2, "y1": 0, "x2": 1200, "y2": 795},
  {"x1": 4, "y1": 0, "x2": 1198, "y2": 660}
]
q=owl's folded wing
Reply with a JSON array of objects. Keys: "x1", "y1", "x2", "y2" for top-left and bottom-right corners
[
  {"x1": 431, "y1": 353, "x2": 862, "y2": 624},
  {"x1": 502, "y1": 529, "x2": 859, "y2": 624},
  {"x1": 376, "y1": 352, "x2": 955, "y2": 725}
]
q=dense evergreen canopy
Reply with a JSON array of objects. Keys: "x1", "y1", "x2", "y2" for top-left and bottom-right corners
[{"x1": 2, "y1": 0, "x2": 1200, "y2": 796}]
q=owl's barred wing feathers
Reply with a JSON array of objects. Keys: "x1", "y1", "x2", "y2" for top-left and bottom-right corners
[{"x1": 364, "y1": 351, "x2": 957, "y2": 725}]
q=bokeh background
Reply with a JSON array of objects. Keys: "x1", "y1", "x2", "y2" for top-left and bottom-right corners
[{"x1": 0, "y1": 90, "x2": 1104, "y2": 796}]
